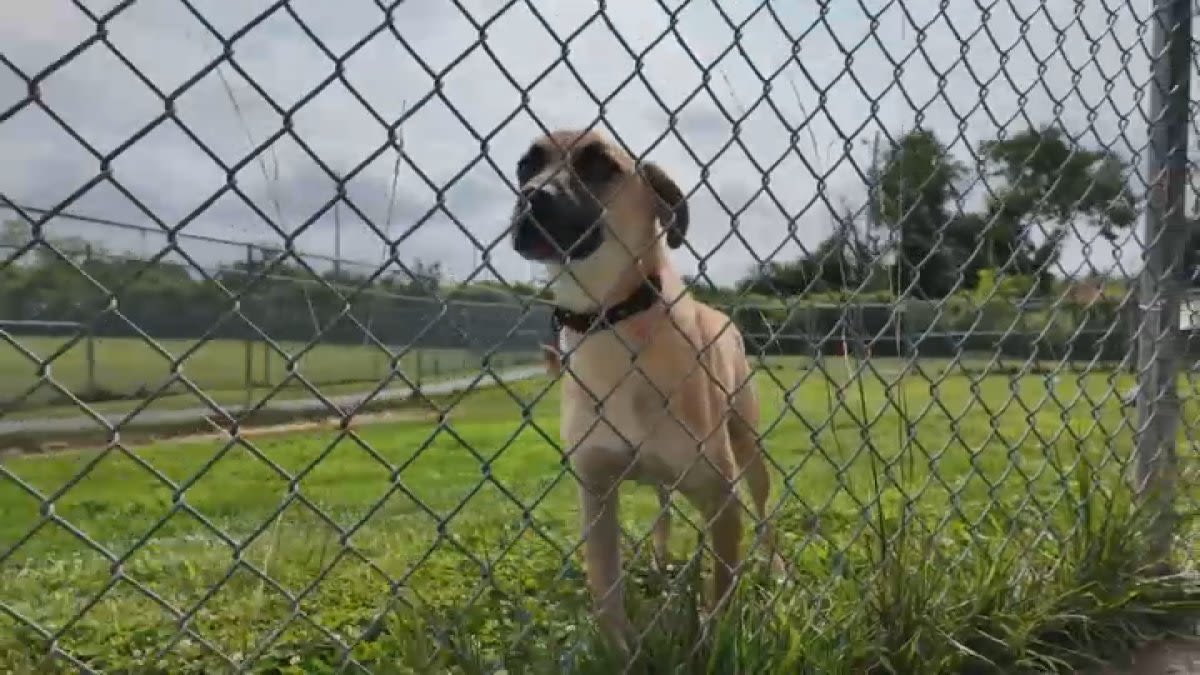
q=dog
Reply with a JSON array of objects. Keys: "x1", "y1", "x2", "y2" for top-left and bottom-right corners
[{"x1": 509, "y1": 128, "x2": 782, "y2": 651}]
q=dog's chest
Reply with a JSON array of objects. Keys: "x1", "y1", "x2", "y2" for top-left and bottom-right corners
[{"x1": 559, "y1": 326, "x2": 695, "y2": 449}]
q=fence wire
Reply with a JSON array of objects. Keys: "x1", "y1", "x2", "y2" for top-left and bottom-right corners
[{"x1": 0, "y1": 0, "x2": 1197, "y2": 672}]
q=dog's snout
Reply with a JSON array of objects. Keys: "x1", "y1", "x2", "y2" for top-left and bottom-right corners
[
  {"x1": 512, "y1": 189, "x2": 552, "y2": 249},
  {"x1": 510, "y1": 165, "x2": 603, "y2": 261}
]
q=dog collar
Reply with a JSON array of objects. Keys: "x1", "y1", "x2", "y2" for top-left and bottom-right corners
[{"x1": 552, "y1": 275, "x2": 663, "y2": 334}]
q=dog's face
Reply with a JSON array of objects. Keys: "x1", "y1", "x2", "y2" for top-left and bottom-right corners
[{"x1": 509, "y1": 130, "x2": 689, "y2": 305}]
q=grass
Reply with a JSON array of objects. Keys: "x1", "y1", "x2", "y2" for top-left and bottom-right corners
[
  {"x1": 0, "y1": 335, "x2": 539, "y2": 419},
  {"x1": 0, "y1": 356, "x2": 1197, "y2": 673}
]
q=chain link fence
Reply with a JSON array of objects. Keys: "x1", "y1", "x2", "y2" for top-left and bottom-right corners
[{"x1": 0, "y1": 0, "x2": 1198, "y2": 672}]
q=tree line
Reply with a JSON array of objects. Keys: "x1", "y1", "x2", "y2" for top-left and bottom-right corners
[
  {"x1": 0, "y1": 123, "x2": 1175, "y2": 359},
  {"x1": 729, "y1": 124, "x2": 1143, "y2": 300}
]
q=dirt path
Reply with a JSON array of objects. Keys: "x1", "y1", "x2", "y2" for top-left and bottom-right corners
[
  {"x1": 0, "y1": 366, "x2": 544, "y2": 453},
  {"x1": 1093, "y1": 638, "x2": 1200, "y2": 674}
]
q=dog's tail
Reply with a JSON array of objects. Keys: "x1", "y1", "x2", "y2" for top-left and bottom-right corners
[{"x1": 541, "y1": 343, "x2": 563, "y2": 376}]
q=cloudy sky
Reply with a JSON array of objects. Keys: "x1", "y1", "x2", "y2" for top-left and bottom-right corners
[{"x1": 0, "y1": 0, "x2": 1176, "y2": 289}]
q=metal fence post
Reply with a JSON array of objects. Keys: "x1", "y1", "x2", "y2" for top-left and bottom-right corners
[
  {"x1": 416, "y1": 349, "x2": 424, "y2": 388},
  {"x1": 244, "y1": 243, "x2": 255, "y2": 405},
  {"x1": 1134, "y1": 0, "x2": 1193, "y2": 561},
  {"x1": 85, "y1": 328, "x2": 97, "y2": 396}
]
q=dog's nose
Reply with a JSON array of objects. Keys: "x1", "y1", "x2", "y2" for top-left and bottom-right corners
[
  {"x1": 517, "y1": 186, "x2": 559, "y2": 228},
  {"x1": 521, "y1": 186, "x2": 556, "y2": 213}
]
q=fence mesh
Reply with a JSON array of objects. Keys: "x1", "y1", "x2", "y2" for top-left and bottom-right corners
[{"x1": 0, "y1": 0, "x2": 1197, "y2": 672}]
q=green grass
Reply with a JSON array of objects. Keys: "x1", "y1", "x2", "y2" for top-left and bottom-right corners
[
  {"x1": 0, "y1": 358, "x2": 1196, "y2": 673},
  {"x1": 0, "y1": 335, "x2": 539, "y2": 418}
]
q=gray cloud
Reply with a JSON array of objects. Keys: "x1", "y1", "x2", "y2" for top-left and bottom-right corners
[{"x1": 0, "y1": 0, "x2": 1171, "y2": 288}]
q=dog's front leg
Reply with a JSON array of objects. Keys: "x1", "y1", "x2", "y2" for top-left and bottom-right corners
[{"x1": 580, "y1": 482, "x2": 632, "y2": 652}]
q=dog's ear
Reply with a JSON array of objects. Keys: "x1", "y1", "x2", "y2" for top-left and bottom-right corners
[{"x1": 641, "y1": 161, "x2": 689, "y2": 249}]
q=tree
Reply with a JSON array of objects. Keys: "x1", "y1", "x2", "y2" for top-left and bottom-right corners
[
  {"x1": 735, "y1": 259, "x2": 816, "y2": 297},
  {"x1": 938, "y1": 212, "x2": 991, "y2": 292},
  {"x1": 1, "y1": 218, "x2": 98, "y2": 266},
  {"x1": 405, "y1": 258, "x2": 443, "y2": 295},
  {"x1": 1, "y1": 219, "x2": 29, "y2": 248},
  {"x1": 682, "y1": 275, "x2": 735, "y2": 305},
  {"x1": 979, "y1": 126, "x2": 1138, "y2": 290},
  {"x1": 871, "y1": 127, "x2": 971, "y2": 298},
  {"x1": 732, "y1": 197, "x2": 887, "y2": 298}
]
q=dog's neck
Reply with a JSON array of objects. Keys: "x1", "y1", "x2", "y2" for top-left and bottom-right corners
[
  {"x1": 552, "y1": 273, "x2": 663, "y2": 334},
  {"x1": 546, "y1": 251, "x2": 682, "y2": 335},
  {"x1": 546, "y1": 243, "x2": 677, "y2": 312}
]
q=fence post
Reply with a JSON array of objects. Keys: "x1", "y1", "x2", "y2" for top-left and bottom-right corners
[
  {"x1": 1133, "y1": 0, "x2": 1192, "y2": 562},
  {"x1": 262, "y1": 339, "x2": 271, "y2": 388},
  {"x1": 415, "y1": 349, "x2": 423, "y2": 388},
  {"x1": 84, "y1": 328, "x2": 97, "y2": 395},
  {"x1": 244, "y1": 243, "x2": 255, "y2": 405}
]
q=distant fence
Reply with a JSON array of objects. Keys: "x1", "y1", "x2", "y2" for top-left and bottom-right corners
[
  {"x1": 731, "y1": 297, "x2": 1143, "y2": 363},
  {"x1": 3, "y1": 208, "x2": 1163, "y2": 414},
  {"x1": 0, "y1": 205, "x2": 1163, "y2": 372},
  {"x1": 0, "y1": 289, "x2": 1154, "y2": 412},
  {"x1": 0, "y1": 267, "x2": 549, "y2": 409}
]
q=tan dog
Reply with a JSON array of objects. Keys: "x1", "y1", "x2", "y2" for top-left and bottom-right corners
[{"x1": 510, "y1": 129, "x2": 782, "y2": 651}]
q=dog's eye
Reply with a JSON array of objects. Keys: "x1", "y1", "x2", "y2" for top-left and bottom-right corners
[
  {"x1": 572, "y1": 143, "x2": 620, "y2": 184},
  {"x1": 516, "y1": 147, "x2": 545, "y2": 184}
]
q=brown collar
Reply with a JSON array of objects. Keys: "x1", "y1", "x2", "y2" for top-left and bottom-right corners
[{"x1": 552, "y1": 275, "x2": 663, "y2": 334}]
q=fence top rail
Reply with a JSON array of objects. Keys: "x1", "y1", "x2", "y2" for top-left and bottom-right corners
[
  {"x1": 1, "y1": 203, "x2": 395, "y2": 274},
  {"x1": 1, "y1": 203, "x2": 271, "y2": 254},
  {"x1": 0, "y1": 319, "x2": 85, "y2": 330}
]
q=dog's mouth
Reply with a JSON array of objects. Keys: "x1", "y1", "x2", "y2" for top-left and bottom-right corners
[
  {"x1": 513, "y1": 222, "x2": 604, "y2": 263},
  {"x1": 520, "y1": 237, "x2": 562, "y2": 261}
]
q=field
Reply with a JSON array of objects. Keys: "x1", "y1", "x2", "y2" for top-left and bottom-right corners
[
  {"x1": 1, "y1": 357, "x2": 1198, "y2": 673},
  {"x1": 0, "y1": 335, "x2": 540, "y2": 419}
]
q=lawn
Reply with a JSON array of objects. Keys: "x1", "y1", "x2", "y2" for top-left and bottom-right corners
[
  {"x1": 0, "y1": 357, "x2": 1196, "y2": 673},
  {"x1": 0, "y1": 335, "x2": 540, "y2": 418}
]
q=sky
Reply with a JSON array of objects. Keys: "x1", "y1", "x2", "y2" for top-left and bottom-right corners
[{"x1": 0, "y1": 0, "x2": 1180, "y2": 290}]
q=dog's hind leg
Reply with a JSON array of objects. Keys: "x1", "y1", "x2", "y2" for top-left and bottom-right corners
[
  {"x1": 703, "y1": 480, "x2": 743, "y2": 615},
  {"x1": 728, "y1": 385, "x2": 785, "y2": 575}
]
